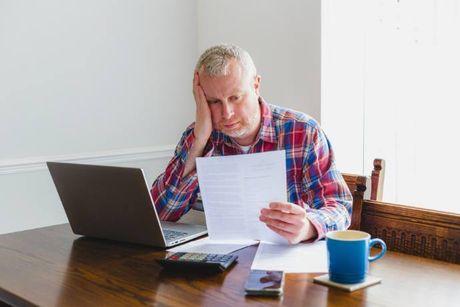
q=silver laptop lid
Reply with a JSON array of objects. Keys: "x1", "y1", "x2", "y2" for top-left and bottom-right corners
[{"x1": 47, "y1": 162, "x2": 168, "y2": 247}]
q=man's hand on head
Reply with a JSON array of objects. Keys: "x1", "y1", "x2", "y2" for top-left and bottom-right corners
[
  {"x1": 259, "y1": 202, "x2": 318, "y2": 244},
  {"x1": 192, "y1": 71, "x2": 213, "y2": 145},
  {"x1": 182, "y1": 72, "x2": 214, "y2": 178}
]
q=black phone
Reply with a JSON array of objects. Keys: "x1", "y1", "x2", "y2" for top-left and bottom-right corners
[{"x1": 244, "y1": 270, "x2": 284, "y2": 296}]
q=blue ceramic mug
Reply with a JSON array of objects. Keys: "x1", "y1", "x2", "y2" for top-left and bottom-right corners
[{"x1": 326, "y1": 230, "x2": 386, "y2": 284}]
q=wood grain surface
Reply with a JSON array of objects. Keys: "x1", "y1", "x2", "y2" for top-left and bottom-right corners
[{"x1": 1, "y1": 224, "x2": 460, "y2": 307}]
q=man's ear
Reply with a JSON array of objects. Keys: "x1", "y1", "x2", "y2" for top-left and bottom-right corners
[{"x1": 254, "y1": 75, "x2": 261, "y2": 96}]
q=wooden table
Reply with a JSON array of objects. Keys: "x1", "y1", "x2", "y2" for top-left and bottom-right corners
[{"x1": 0, "y1": 224, "x2": 459, "y2": 307}]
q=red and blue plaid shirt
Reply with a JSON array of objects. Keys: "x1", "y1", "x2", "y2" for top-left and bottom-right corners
[{"x1": 151, "y1": 98, "x2": 352, "y2": 240}]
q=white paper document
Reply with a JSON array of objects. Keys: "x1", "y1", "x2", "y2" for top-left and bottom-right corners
[
  {"x1": 196, "y1": 150, "x2": 288, "y2": 244},
  {"x1": 251, "y1": 241, "x2": 328, "y2": 273},
  {"x1": 167, "y1": 237, "x2": 258, "y2": 254}
]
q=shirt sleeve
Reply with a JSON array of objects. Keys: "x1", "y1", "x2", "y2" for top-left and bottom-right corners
[
  {"x1": 150, "y1": 124, "x2": 214, "y2": 221},
  {"x1": 301, "y1": 126, "x2": 353, "y2": 241}
]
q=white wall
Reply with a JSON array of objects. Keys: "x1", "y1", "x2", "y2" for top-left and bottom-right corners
[
  {"x1": 1, "y1": 0, "x2": 196, "y2": 160},
  {"x1": 0, "y1": 0, "x2": 323, "y2": 234},
  {"x1": 0, "y1": 0, "x2": 197, "y2": 234},
  {"x1": 197, "y1": 0, "x2": 322, "y2": 120}
]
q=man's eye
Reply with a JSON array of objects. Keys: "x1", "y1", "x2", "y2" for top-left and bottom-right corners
[
  {"x1": 230, "y1": 96, "x2": 240, "y2": 102},
  {"x1": 208, "y1": 100, "x2": 219, "y2": 104}
]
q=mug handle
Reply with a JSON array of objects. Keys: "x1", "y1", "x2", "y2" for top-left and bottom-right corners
[{"x1": 368, "y1": 238, "x2": 387, "y2": 262}]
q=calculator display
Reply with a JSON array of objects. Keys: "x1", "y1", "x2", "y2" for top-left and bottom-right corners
[{"x1": 168, "y1": 253, "x2": 207, "y2": 262}]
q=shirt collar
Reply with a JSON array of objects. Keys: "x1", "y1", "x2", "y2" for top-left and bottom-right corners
[{"x1": 257, "y1": 97, "x2": 278, "y2": 144}]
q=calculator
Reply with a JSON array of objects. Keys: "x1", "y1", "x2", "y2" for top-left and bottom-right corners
[{"x1": 157, "y1": 252, "x2": 238, "y2": 272}]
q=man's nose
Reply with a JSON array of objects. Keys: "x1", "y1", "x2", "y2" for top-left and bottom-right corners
[{"x1": 221, "y1": 102, "x2": 234, "y2": 119}]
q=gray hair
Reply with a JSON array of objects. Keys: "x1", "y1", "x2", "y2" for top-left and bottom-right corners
[{"x1": 195, "y1": 44, "x2": 257, "y2": 77}]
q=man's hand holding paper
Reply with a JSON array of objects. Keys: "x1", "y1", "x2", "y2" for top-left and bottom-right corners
[{"x1": 259, "y1": 202, "x2": 318, "y2": 244}]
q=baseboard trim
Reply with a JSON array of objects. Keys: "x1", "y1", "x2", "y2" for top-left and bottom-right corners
[{"x1": 0, "y1": 145, "x2": 176, "y2": 175}]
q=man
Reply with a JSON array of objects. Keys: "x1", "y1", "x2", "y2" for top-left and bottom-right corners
[{"x1": 151, "y1": 44, "x2": 352, "y2": 244}]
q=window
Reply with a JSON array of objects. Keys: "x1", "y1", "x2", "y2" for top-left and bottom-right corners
[{"x1": 322, "y1": 0, "x2": 460, "y2": 213}]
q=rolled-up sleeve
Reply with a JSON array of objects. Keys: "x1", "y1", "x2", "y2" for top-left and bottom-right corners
[
  {"x1": 150, "y1": 124, "x2": 213, "y2": 221},
  {"x1": 301, "y1": 126, "x2": 353, "y2": 241}
]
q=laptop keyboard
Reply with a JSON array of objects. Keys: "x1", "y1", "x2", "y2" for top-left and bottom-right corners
[{"x1": 163, "y1": 229, "x2": 188, "y2": 241}]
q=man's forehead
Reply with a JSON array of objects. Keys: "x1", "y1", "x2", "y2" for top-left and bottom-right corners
[
  {"x1": 200, "y1": 64, "x2": 250, "y2": 98},
  {"x1": 200, "y1": 77, "x2": 246, "y2": 98}
]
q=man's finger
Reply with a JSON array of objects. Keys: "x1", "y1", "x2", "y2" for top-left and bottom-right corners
[
  {"x1": 260, "y1": 209, "x2": 302, "y2": 225},
  {"x1": 193, "y1": 71, "x2": 198, "y2": 86},
  {"x1": 259, "y1": 215, "x2": 298, "y2": 234},
  {"x1": 193, "y1": 83, "x2": 207, "y2": 104},
  {"x1": 195, "y1": 71, "x2": 201, "y2": 85},
  {"x1": 269, "y1": 202, "x2": 305, "y2": 215}
]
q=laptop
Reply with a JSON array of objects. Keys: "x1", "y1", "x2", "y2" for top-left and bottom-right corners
[{"x1": 47, "y1": 162, "x2": 207, "y2": 248}]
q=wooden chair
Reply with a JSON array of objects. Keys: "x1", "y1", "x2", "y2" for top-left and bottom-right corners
[
  {"x1": 342, "y1": 173, "x2": 368, "y2": 230},
  {"x1": 343, "y1": 158, "x2": 385, "y2": 230},
  {"x1": 347, "y1": 161, "x2": 460, "y2": 264},
  {"x1": 370, "y1": 158, "x2": 385, "y2": 201},
  {"x1": 340, "y1": 158, "x2": 456, "y2": 264},
  {"x1": 360, "y1": 199, "x2": 460, "y2": 264}
]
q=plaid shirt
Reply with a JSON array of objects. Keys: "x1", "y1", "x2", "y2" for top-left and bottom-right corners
[{"x1": 151, "y1": 98, "x2": 352, "y2": 240}]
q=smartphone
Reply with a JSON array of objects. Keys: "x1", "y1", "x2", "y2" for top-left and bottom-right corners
[{"x1": 244, "y1": 270, "x2": 284, "y2": 296}]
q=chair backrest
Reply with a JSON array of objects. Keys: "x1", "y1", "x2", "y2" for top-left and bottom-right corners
[
  {"x1": 370, "y1": 158, "x2": 385, "y2": 201},
  {"x1": 342, "y1": 158, "x2": 385, "y2": 230},
  {"x1": 360, "y1": 199, "x2": 460, "y2": 264},
  {"x1": 341, "y1": 173, "x2": 368, "y2": 230}
]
